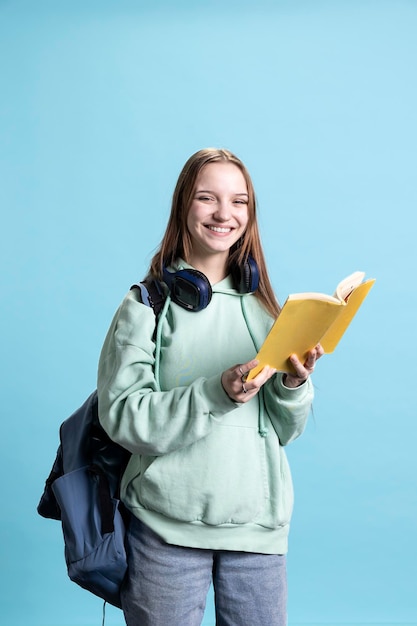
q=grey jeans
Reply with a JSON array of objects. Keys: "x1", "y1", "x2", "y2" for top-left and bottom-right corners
[{"x1": 121, "y1": 516, "x2": 287, "y2": 626}]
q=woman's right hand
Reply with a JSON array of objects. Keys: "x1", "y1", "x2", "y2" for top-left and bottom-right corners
[{"x1": 221, "y1": 359, "x2": 277, "y2": 403}]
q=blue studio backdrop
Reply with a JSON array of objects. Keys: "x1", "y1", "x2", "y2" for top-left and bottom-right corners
[{"x1": 1, "y1": 1, "x2": 416, "y2": 625}]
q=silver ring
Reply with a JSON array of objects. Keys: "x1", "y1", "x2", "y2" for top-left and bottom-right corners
[
  {"x1": 242, "y1": 383, "x2": 248, "y2": 394},
  {"x1": 239, "y1": 366, "x2": 247, "y2": 382}
]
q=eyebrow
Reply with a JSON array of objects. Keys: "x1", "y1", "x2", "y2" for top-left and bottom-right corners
[{"x1": 195, "y1": 189, "x2": 249, "y2": 197}]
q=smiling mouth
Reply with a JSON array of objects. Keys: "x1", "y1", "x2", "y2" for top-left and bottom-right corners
[{"x1": 206, "y1": 225, "x2": 233, "y2": 233}]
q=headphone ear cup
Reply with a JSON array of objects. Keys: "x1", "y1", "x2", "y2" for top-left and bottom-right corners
[
  {"x1": 231, "y1": 255, "x2": 259, "y2": 293},
  {"x1": 163, "y1": 266, "x2": 212, "y2": 311}
]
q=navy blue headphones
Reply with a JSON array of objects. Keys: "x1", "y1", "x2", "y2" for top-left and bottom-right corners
[{"x1": 163, "y1": 255, "x2": 260, "y2": 312}]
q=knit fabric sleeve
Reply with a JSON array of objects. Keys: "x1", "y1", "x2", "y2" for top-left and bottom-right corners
[{"x1": 262, "y1": 375, "x2": 314, "y2": 446}]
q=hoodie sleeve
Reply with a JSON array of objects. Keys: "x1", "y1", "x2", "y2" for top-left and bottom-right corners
[
  {"x1": 262, "y1": 374, "x2": 314, "y2": 446},
  {"x1": 97, "y1": 291, "x2": 237, "y2": 457}
]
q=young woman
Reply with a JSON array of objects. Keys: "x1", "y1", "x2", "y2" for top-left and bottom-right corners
[{"x1": 97, "y1": 148, "x2": 323, "y2": 626}]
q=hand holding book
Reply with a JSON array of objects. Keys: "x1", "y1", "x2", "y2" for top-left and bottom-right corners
[{"x1": 283, "y1": 343, "x2": 325, "y2": 387}]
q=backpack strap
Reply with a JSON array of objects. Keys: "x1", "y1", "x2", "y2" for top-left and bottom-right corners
[{"x1": 131, "y1": 278, "x2": 166, "y2": 318}]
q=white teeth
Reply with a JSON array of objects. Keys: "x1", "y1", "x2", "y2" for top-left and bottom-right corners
[{"x1": 207, "y1": 226, "x2": 232, "y2": 233}]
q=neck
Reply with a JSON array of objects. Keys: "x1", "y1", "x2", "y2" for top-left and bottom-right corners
[{"x1": 187, "y1": 253, "x2": 228, "y2": 285}]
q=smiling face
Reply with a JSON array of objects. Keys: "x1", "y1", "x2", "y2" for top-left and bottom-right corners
[{"x1": 186, "y1": 162, "x2": 249, "y2": 276}]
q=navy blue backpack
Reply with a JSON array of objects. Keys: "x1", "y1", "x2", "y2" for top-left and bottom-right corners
[{"x1": 37, "y1": 280, "x2": 165, "y2": 608}]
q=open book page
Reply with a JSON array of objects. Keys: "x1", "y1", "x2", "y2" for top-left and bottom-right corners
[
  {"x1": 287, "y1": 271, "x2": 367, "y2": 305},
  {"x1": 320, "y1": 278, "x2": 375, "y2": 352},
  {"x1": 287, "y1": 291, "x2": 341, "y2": 304},
  {"x1": 334, "y1": 271, "x2": 365, "y2": 302}
]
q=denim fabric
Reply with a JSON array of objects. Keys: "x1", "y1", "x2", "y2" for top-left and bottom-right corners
[{"x1": 121, "y1": 517, "x2": 287, "y2": 626}]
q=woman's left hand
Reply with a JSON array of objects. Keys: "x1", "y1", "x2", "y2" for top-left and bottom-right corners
[{"x1": 283, "y1": 343, "x2": 324, "y2": 388}]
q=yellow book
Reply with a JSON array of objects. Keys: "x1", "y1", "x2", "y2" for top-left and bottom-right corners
[{"x1": 247, "y1": 271, "x2": 375, "y2": 380}]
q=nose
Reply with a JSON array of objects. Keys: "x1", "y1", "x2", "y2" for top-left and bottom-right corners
[{"x1": 213, "y1": 200, "x2": 231, "y2": 222}]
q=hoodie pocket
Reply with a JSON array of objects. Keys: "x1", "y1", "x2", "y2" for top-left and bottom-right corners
[{"x1": 135, "y1": 423, "x2": 266, "y2": 526}]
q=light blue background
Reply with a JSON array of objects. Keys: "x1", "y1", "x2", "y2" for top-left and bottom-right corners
[{"x1": 1, "y1": 1, "x2": 416, "y2": 625}]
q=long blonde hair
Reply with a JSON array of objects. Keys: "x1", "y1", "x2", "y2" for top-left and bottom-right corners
[{"x1": 149, "y1": 148, "x2": 280, "y2": 318}]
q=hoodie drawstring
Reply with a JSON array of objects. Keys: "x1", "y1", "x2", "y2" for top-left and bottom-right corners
[
  {"x1": 241, "y1": 297, "x2": 269, "y2": 438},
  {"x1": 154, "y1": 294, "x2": 171, "y2": 392}
]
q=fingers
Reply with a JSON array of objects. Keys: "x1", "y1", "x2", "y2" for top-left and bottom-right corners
[
  {"x1": 238, "y1": 359, "x2": 260, "y2": 381},
  {"x1": 250, "y1": 364, "x2": 277, "y2": 388},
  {"x1": 239, "y1": 365, "x2": 276, "y2": 401},
  {"x1": 304, "y1": 350, "x2": 317, "y2": 373},
  {"x1": 222, "y1": 361, "x2": 276, "y2": 403},
  {"x1": 285, "y1": 344, "x2": 324, "y2": 387}
]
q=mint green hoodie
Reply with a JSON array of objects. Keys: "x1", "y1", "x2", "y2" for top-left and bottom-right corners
[{"x1": 97, "y1": 265, "x2": 314, "y2": 555}]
